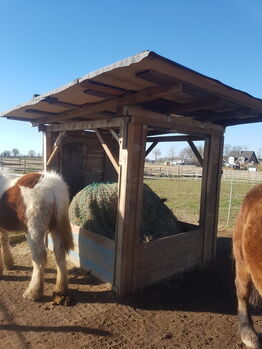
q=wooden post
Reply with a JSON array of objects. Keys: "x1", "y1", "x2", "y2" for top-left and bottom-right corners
[
  {"x1": 199, "y1": 132, "x2": 224, "y2": 263},
  {"x1": 43, "y1": 132, "x2": 53, "y2": 171},
  {"x1": 114, "y1": 118, "x2": 147, "y2": 295}
]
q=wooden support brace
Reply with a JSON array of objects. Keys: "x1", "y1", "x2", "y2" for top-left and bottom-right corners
[
  {"x1": 187, "y1": 140, "x2": 204, "y2": 167},
  {"x1": 147, "y1": 135, "x2": 204, "y2": 142},
  {"x1": 95, "y1": 129, "x2": 119, "y2": 174},
  {"x1": 109, "y1": 128, "x2": 120, "y2": 143},
  {"x1": 46, "y1": 131, "x2": 65, "y2": 167},
  {"x1": 145, "y1": 141, "x2": 158, "y2": 157}
]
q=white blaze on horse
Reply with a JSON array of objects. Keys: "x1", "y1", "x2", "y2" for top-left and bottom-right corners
[
  {"x1": 233, "y1": 183, "x2": 262, "y2": 349},
  {"x1": 0, "y1": 169, "x2": 73, "y2": 301}
]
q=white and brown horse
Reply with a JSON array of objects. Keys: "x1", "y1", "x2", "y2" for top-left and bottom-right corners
[
  {"x1": 0, "y1": 169, "x2": 73, "y2": 301},
  {"x1": 233, "y1": 182, "x2": 262, "y2": 348}
]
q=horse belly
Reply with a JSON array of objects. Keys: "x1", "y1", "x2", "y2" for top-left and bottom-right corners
[{"x1": 0, "y1": 204, "x2": 26, "y2": 232}]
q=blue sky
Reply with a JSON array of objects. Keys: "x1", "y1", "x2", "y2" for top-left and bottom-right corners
[{"x1": 0, "y1": 0, "x2": 261, "y2": 156}]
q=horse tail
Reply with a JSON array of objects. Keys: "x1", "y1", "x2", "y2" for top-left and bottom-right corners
[
  {"x1": 249, "y1": 284, "x2": 262, "y2": 311},
  {"x1": 48, "y1": 174, "x2": 74, "y2": 254},
  {"x1": 53, "y1": 203, "x2": 74, "y2": 254}
]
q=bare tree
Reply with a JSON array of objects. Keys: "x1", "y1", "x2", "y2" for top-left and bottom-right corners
[
  {"x1": 257, "y1": 148, "x2": 262, "y2": 160},
  {"x1": 27, "y1": 150, "x2": 36, "y2": 158},
  {"x1": 179, "y1": 145, "x2": 203, "y2": 165},
  {"x1": 12, "y1": 148, "x2": 20, "y2": 157},
  {"x1": 1, "y1": 150, "x2": 11, "y2": 157},
  {"x1": 232, "y1": 145, "x2": 242, "y2": 152},
  {"x1": 152, "y1": 148, "x2": 161, "y2": 161},
  {"x1": 223, "y1": 144, "x2": 232, "y2": 157},
  {"x1": 179, "y1": 146, "x2": 194, "y2": 162},
  {"x1": 168, "y1": 146, "x2": 176, "y2": 163},
  {"x1": 232, "y1": 145, "x2": 249, "y2": 152}
]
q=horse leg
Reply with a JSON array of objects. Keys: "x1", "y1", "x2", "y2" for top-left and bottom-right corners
[
  {"x1": 235, "y1": 262, "x2": 260, "y2": 349},
  {"x1": 0, "y1": 235, "x2": 3, "y2": 276},
  {"x1": 23, "y1": 230, "x2": 47, "y2": 301},
  {"x1": 0, "y1": 230, "x2": 14, "y2": 270},
  {"x1": 50, "y1": 231, "x2": 68, "y2": 295}
]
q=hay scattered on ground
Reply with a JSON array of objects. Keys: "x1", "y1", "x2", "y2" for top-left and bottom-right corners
[{"x1": 69, "y1": 182, "x2": 182, "y2": 241}]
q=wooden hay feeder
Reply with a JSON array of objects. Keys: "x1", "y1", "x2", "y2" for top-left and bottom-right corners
[{"x1": 2, "y1": 51, "x2": 262, "y2": 295}]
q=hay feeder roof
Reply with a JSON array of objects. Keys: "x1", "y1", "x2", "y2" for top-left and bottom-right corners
[{"x1": 1, "y1": 50, "x2": 262, "y2": 128}]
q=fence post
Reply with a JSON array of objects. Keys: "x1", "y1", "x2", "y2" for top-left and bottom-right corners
[
  {"x1": 24, "y1": 156, "x2": 26, "y2": 173},
  {"x1": 226, "y1": 170, "x2": 234, "y2": 227}
]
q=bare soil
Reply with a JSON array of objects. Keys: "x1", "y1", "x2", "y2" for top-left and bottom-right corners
[{"x1": 1, "y1": 235, "x2": 262, "y2": 349}]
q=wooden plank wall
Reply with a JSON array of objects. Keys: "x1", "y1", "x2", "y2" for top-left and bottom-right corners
[
  {"x1": 48, "y1": 224, "x2": 115, "y2": 283},
  {"x1": 61, "y1": 131, "x2": 119, "y2": 197},
  {"x1": 137, "y1": 229, "x2": 203, "y2": 288}
]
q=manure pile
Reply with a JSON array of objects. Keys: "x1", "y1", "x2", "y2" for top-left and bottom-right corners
[{"x1": 69, "y1": 182, "x2": 182, "y2": 241}]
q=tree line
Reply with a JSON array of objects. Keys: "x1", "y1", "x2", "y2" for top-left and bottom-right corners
[
  {"x1": 1, "y1": 148, "x2": 42, "y2": 158},
  {"x1": 148, "y1": 143, "x2": 260, "y2": 164}
]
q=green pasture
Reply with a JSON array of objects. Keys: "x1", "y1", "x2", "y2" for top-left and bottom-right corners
[{"x1": 144, "y1": 178, "x2": 259, "y2": 232}]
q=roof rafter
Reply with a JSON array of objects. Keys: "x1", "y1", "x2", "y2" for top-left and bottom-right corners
[{"x1": 35, "y1": 82, "x2": 182, "y2": 125}]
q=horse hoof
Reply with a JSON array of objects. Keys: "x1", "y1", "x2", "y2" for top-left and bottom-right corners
[
  {"x1": 23, "y1": 288, "x2": 42, "y2": 301},
  {"x1": 241, "y1": 327, "x2": 260, "y2": 349}
]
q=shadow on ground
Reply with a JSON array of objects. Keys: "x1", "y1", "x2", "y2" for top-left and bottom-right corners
[{"x1": 66, "y1": 237, "x2": 237, "y2": 316}]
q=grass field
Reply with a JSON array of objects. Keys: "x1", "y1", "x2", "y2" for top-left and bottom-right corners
[{"x1": 144, "y1": 178, "x2": 258, "y2": 234}]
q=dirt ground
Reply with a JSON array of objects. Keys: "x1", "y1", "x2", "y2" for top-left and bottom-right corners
[{"x1": 1, "y1": 234, "x2": 262, "y2": 349}]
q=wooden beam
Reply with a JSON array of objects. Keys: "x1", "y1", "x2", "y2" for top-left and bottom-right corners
[
  {"x1": 142, "y1": 59, "x2": 262, "y2": 113},
  {"x1": 147, "y1": 135, "x2": 204, "y2": 142},
  {"x1": 46, "y1": 131, "x2": 65, "y2": 167},
  {"x1": 145, "y1": 141, "x2": 158, "y2": 157},
  {"x1": 83, "y1": 89, "x2": 120, "y2": 99},
  {"x1": 42, "y1": 97, "x2": 80, "y2": 109},
  {"x1": 136, "y1": 70, "x2": 175, "y2": 85},
  {"x1": 114, "y1": 122, "x2": 148, "y2": 295},
  {"x1": 39, "y1": 117, "x2": 123, "y2": 132},
  {"x1": 7, "y1": 116, "x2": 37, "y2": 122},
  {"x1": 199, "y1": 134, "x2": 224, "y2": 263},
  {"x1": 25, "y1": 109, "x2": 58, "y2": 116},
  {"x1": 129, "y1": 106, "x2": 225, "y2": 136},
  {"x1": 224, "y1": 114, "x2": 262, "y2": 126},
  {"x1": 187, "y1": 140, "x2": 203, "y2": 167},
  {"x1": 95, "y1": 129, "x2": 119, "y2": 174},
  {"x1": 164, "y1": 97, "x2": 221, "y2": 114},
  {"x1": 43, "y1": 132, "x2": 52, "y2": 171},
  {"x1": 36, "y1": 83, "x2": 182, "y2": 125},
  {"x1": 193, "y1": 108, "x2": 251, "y2": 122},
  {"x1": 80, "y1": 80, "x2": 126, "y2": 96},
  {"x1": 109, "y1": 128, "x2": 120, "y2": 143}
]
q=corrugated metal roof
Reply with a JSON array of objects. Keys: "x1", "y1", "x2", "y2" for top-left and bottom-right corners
[{"x1": 1, "y1": 50, "x2": 262, "y2": 126}]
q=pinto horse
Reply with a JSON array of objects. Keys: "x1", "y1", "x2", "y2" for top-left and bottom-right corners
[
  {"x1": 233, "y1": 182, "x2": 262, "y2": 348},
  {"x1": 0, "y1": 169, "x2": 73, "y2": 301}
]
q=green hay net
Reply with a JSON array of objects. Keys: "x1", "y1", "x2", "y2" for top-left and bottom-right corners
[{"x1": 69, "y1": 182, "x2": 182, "y2": 241}]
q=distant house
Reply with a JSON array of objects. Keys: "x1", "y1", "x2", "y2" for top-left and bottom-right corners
[{"x1": 227, "y1": 151, "x2": 259, "y2": 169}]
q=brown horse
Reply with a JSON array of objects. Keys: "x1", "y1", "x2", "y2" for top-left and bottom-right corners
[
  {"x1": 0, "y1": 169, "x2": 73, "y2": 301},
  {"x1": 233, "y1": 182, "x2": 262, "y2": 348}
]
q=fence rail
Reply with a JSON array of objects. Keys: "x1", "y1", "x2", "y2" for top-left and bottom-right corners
[
  {"x1": 0, "y1": 156, "x2": 43, "y2": 173},
  {"x1": 144, "y1": 164, "x2": 262, "y2": 182}
]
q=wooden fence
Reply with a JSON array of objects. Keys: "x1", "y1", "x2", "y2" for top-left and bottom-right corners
[
  {"x1": 0, "y1": 156, "x2": 43, "y2": 173},
  {"x1": 144, "y1": 164, "x2": 262, "y2": 182}
]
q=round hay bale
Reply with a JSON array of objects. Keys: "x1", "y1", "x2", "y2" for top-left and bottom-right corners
[{"x1": 69, "y1": 182, "x2": 182, "y2": 241}]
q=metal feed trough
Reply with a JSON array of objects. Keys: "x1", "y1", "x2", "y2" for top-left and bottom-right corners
[{"x1": 2, "y1": 51, "x2": 262, "y2": 295}]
